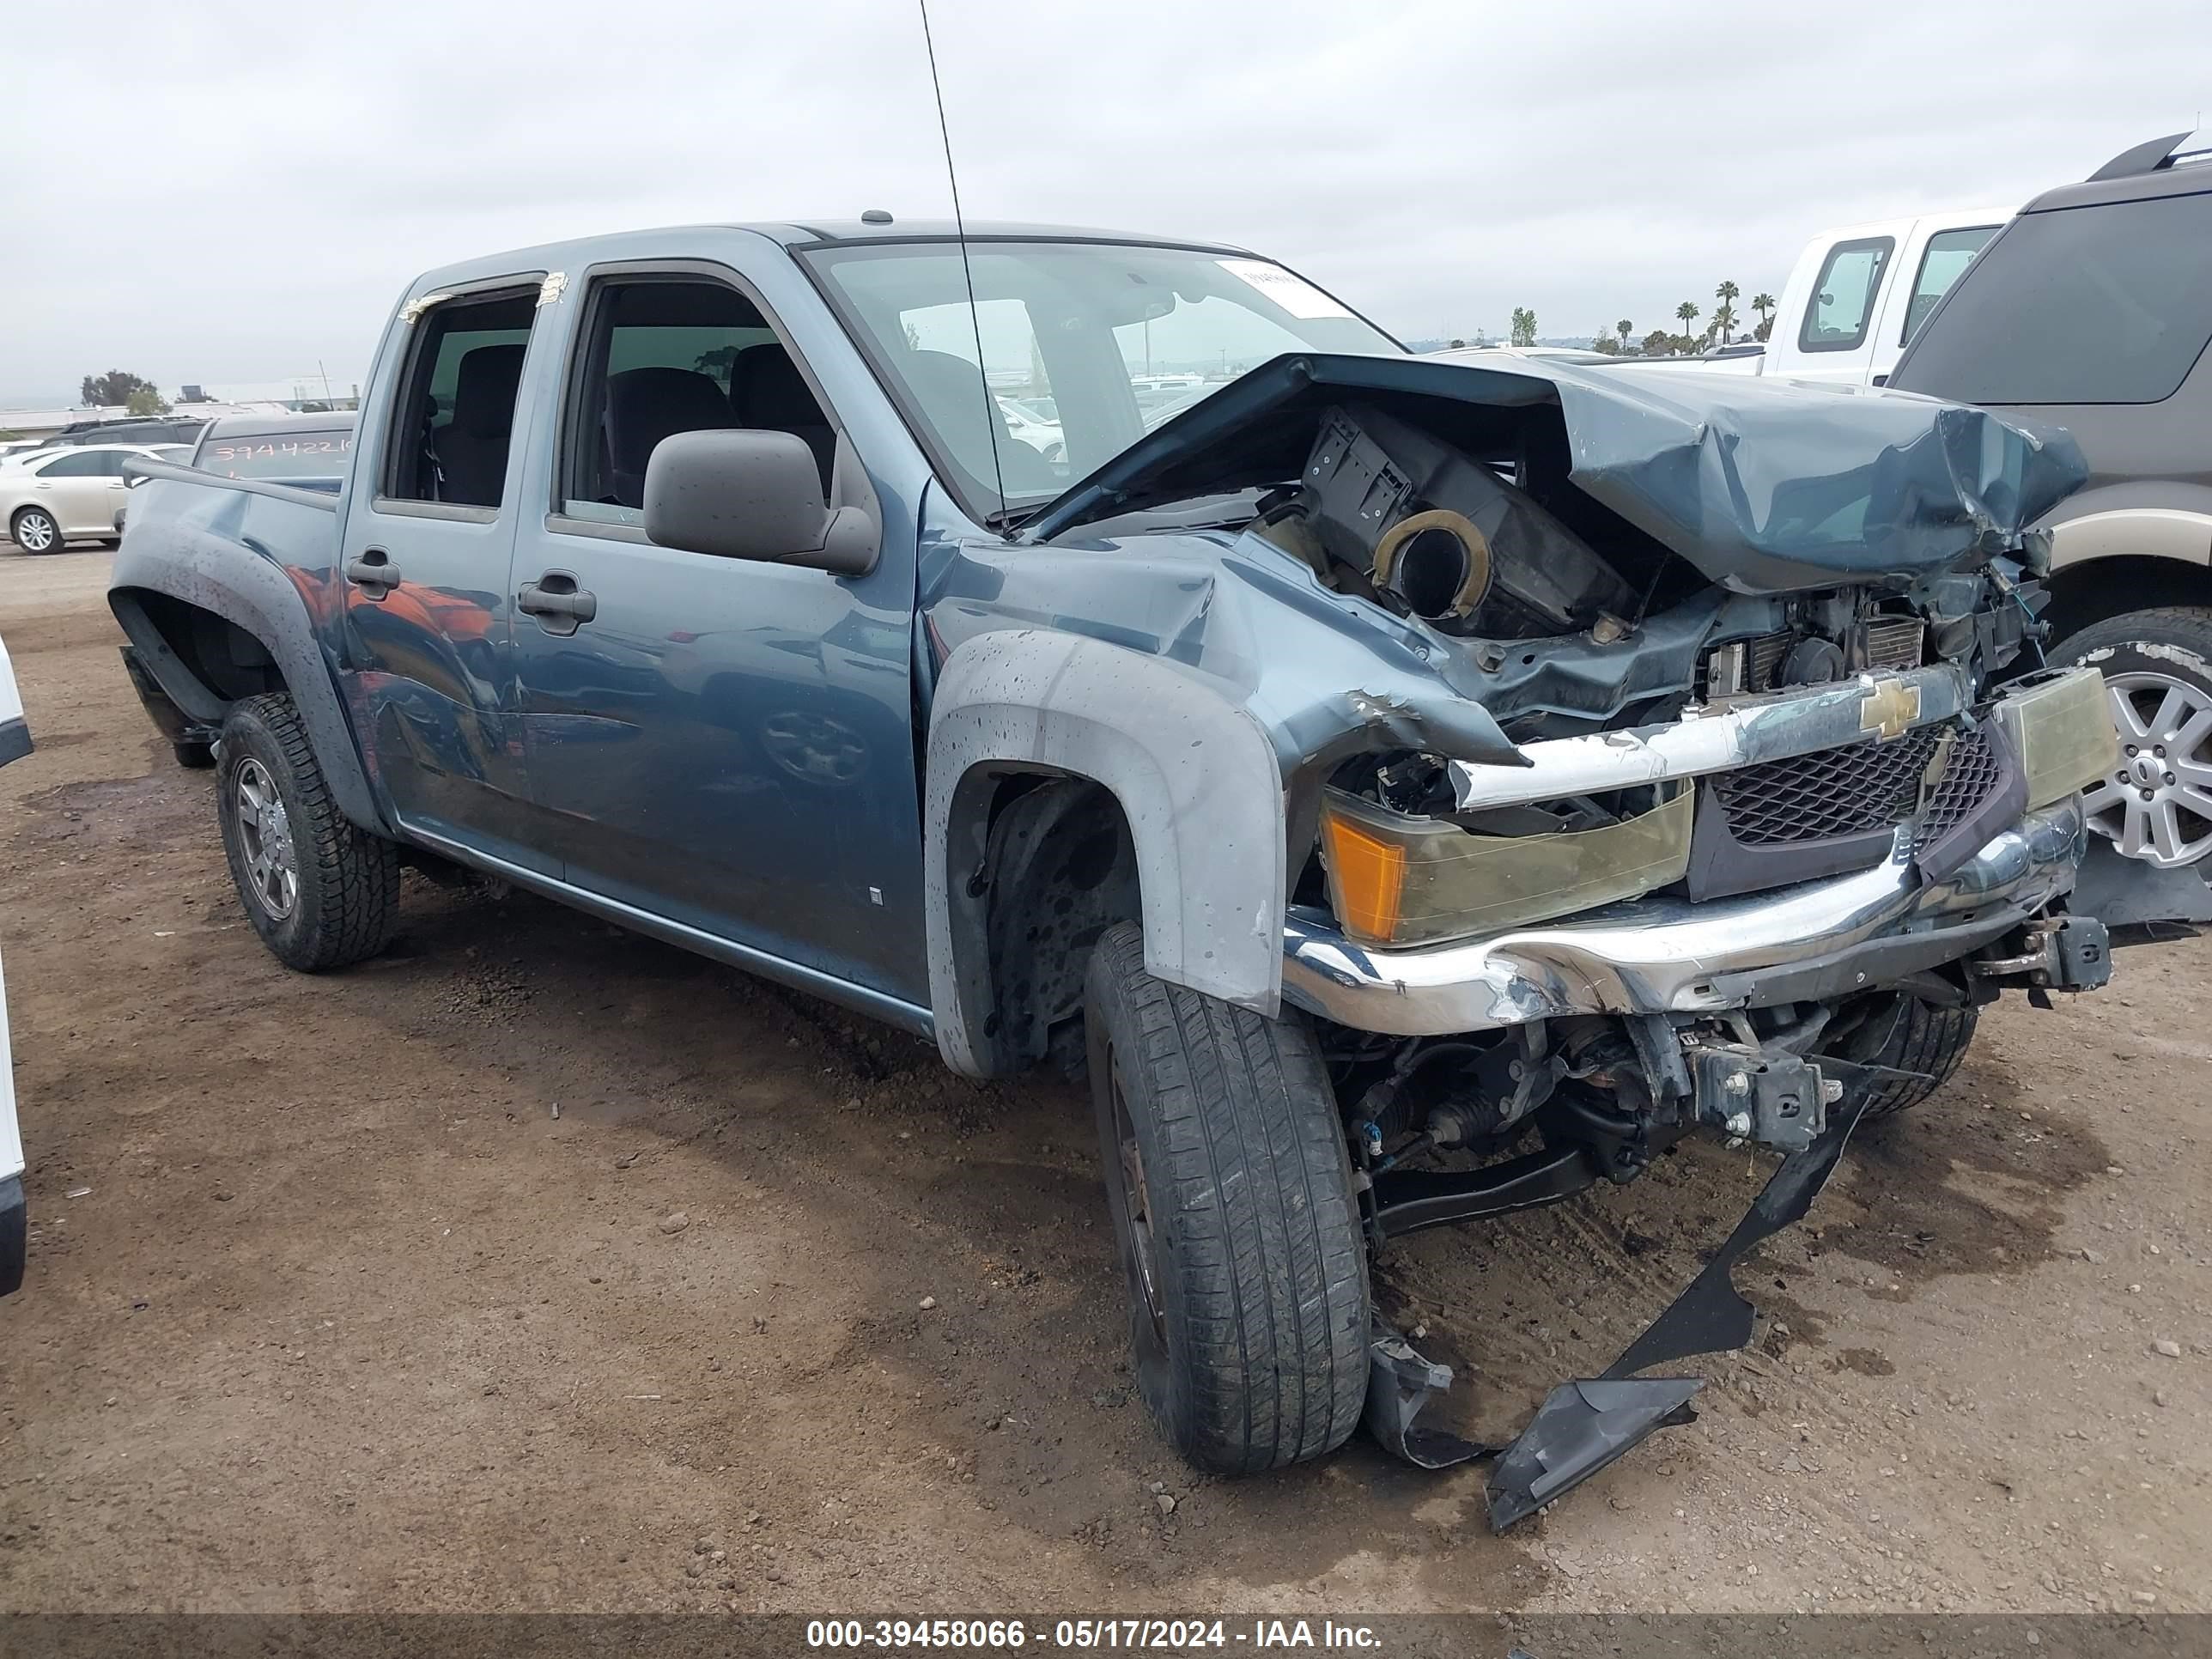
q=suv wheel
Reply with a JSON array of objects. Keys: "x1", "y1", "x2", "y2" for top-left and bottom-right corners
[
  {"x1": 1083, "y1": 921, "x2": 1370, "y2": 1473},
  {"x1": 9, "y1": 507, "x2": 60, "y2": 554},
  {"x1": 2065, "y1": 608, "x2": 2212, "y2": 867},
  {"x1": 216, "y1": 693, "x2": 399, "y2": 969}
]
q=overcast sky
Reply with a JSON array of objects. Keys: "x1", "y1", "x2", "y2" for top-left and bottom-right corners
[{"x1": 1, "y1": 0, "x2": 2205, "y2": 403}]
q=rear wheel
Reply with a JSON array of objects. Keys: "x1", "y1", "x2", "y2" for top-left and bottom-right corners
[
  {"x1": 9, "y1": 507, "x2": 60, "y2": 554},
  {"x1": 2063, "y1": 609, "x2": 2212, "y2": 868},
  {"x1": 1083, "y1": 922, "x2": 1370, "y2": 1473},
  {"x1": 216, "y1": 693, "x2": 399, "y2": 970}
]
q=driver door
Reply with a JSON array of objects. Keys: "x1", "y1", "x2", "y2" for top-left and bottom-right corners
[{"x1": 503, "y1": 259, "x2": 928, "y2": 1007}]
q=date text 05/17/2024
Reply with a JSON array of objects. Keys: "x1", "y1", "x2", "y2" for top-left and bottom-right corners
[{"x1": 805, "y1": 1619, "x2": 1383, "y2": 1650}]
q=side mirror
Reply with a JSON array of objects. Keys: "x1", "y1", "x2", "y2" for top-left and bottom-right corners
[{"x1": 642, "y1": 428, "x2": 878, "y2": 576}]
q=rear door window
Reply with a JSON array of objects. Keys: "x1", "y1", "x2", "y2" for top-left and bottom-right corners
[
  {"x1": 1893, "y1": 191, "x2": 2212, "y2": 404},
  {"x1": 1900, "y1": 225, "x2": 1999, "y2": 344},
  {"x1": 1799, "y1": 237, "x2": 1894, "y2": 352},
  {"x1": 383, "y1": 290, "x2": 538, "y2": 508}
]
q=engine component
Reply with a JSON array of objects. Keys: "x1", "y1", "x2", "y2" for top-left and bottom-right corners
[{"x1": 1297, "y1": 404, "x2": 1637, "y2": 636}]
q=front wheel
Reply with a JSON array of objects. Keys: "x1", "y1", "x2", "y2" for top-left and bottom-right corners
[
  {"x1": 1084, "y1": 922, "x2": 1370, "y2": 1474},
  {"x1": 9, "y1": 507, "x2": 60, "y2": 554},
  {"x1": 1823, "y1": 993, "x2": 1978, "y2": 1120},
  {"x1": 216, "y1": 693, "x2": 399, "y2": 970}
]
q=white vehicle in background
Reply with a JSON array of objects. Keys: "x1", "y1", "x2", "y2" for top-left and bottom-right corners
[
  {"x1": 1, "y1": 629, "x2": 27, "y2": 1297},
  {"x1": 2, "y1": 443, "x2": 179, "y2": 552},
  {"x1": 1602, "y1": 207, "x2": 2014, "y2": 386},
  {"x1": 994, "y1": 395, "x2": 1066, "y2": 463}
]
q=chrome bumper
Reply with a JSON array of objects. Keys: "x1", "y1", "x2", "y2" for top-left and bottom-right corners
[{"x1": 1281, "y1": 799, "x2": 2087, "y2": 1036}]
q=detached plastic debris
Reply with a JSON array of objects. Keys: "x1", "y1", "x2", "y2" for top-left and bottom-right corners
[{"x1": 1364, "y1": 1093, "x2": 1872, "y2": 1528}]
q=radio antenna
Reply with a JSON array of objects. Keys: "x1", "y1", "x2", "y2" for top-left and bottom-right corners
[{"x1": 915, "y1": 0, "x2": 1010, "y2": 529}]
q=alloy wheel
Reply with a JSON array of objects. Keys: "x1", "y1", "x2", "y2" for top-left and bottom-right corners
[
  {"x1": 12, "y1": 511, "x2": 57, "y2": 553},
  {"x1": 233, "y1": 757, "x2": 300, "y2": 919},
  {"x1": 2080, "y1": 671, "x2": 2212, "y2": 867}
]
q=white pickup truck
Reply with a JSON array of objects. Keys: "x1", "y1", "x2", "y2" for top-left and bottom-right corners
[{"x1": 1631, "y1": 206, "x2": 2014, "y2": 386}]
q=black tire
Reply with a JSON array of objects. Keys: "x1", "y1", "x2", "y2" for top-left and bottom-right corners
[
  {"x1": 173, "y1": 739, "x2": 216, "y2": 769},
  {"x1": 9, "y1": 506, "x2": 61, "y2": 555},
  {"x1": 1826, "y1": 994, "x2": 1978, "y2": 1119},
  {"x1": 1083, "y1": 921, "x2": 1370, "y2": 1474},
  {"x1": 216, "y1": 693, "x2": 399, "y2": 970}
]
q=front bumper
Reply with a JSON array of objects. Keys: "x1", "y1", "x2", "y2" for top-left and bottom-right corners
[{"x1": 1283, "y1": 798, "x2": 2087, "y2": 1036}]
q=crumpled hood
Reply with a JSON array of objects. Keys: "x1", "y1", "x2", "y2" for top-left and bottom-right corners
[{"x1": 1022, "y1": 353, "x2": 2089, "y2": 592}]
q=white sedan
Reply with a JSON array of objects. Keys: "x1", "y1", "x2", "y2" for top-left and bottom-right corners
[{"x1": 2, "y1": 444, "x2": 179, "y2": 553}]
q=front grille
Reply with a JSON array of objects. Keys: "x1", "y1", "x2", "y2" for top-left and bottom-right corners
[
  {"x1": 1712, "y1": 727, "x2": 1944, "y2": 845},
  {"x1": 1911, "y1": 726, "x2": 2004, "y2": 854}
]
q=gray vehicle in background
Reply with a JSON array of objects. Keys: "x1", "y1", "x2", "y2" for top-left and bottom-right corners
[
  {"x1": 1893, "y1": 130, "x2": 2212, "y2": 889},
  {"x1": 105, "y1": 219, "x2": 2150, "y2": 1523}
]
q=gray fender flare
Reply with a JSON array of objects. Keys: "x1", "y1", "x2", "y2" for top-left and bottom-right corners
[
  {"x1": 109, "y1": 532, "x2": 391, "y2": 837},
  {"x1": 924, "y1": 629, "x2": 1288, "y2": 1078}
]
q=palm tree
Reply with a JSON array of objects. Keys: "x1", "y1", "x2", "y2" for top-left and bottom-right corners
[
  {"x1": 1714, "y1": 280, "x2": 1740, "y2": 344},
  {"x1": 1751, "y1": 291, "x2": 1777, "y2": 343},
  {"x1": 1675, "y1": 301, "x2": 1699, "y2": 351},
  {"x1": 1616, "y1": 319, "x2": 1633, "y2": 350}
]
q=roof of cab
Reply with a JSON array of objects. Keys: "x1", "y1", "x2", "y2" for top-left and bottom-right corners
[{"x1": 409, "y1": 221, "x2": 1256, "y2": 291}]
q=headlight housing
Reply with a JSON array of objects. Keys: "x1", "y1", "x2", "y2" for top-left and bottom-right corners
[
  {"x1": 1318, "y1": 786, "x2": 1693, "y2": 948},
  {"x1": 1995, "y1": 666, "x2": 2120, "y2": 808}
]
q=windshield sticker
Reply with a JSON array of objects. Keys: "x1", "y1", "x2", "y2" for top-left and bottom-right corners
[{"x1": 1215, "y1": 258, "x2": 1352, "y2": 320}]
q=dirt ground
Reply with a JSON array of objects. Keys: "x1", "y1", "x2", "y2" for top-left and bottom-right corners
[{"x1": 0, "y1": 544, "x2": 2204, "y2": 1617}]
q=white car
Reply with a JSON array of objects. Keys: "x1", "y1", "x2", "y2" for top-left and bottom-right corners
[
  {"x1": 2, "y1": 443, "x2": 178, "y2": 552},
  {"x1": 1, "y1": 629, "x2": 26, "y2": 1297},
  {"x1": 994, "y1": 396, "x2": 1066, "y2": 463}
]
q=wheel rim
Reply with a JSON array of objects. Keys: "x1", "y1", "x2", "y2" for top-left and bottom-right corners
[
  {"x1": 15, "y1": 512, "x2": 55, "y2": 552},
  {"x1": 2079, "y1": 671, "x2": 2212, "y2": 868},
  {"x1": 1108, "y1": 1054, "x2": 1169, "y2": 1349},
  {"x1": 234, "y1": 757, "x2": 300, "y2": 919}
]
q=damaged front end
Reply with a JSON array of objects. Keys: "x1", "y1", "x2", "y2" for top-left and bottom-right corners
[{"x1": 975, "y1": 351, "x2": 2128, "y2": 1522}]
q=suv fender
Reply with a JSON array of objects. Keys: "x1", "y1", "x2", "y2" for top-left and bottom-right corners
[
  {"x1": 109, "y1": 528, "x2": 390, "y2": 838},
  {"x1": 924, "y1": 629, "x2": 1286, "y2": 1078},
  {"x1": 2046, "y1": 482, "x2": 2212, "y2": 574}
]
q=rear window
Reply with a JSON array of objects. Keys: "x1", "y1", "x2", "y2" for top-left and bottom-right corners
[
  {"x1": 1799, "y1": 236, "x2": 1893, "y2": 352},
  {"x1": 1894, "y1": 191, "x2": 2212, "y2": 404},
  {"x1": 198, "y1": 428, "x2": 354, "y2": 479}
]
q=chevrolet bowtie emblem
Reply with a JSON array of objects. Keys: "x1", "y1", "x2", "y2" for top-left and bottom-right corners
[{"x1": 1858, "y1": 677, "x2": 1922, "y2": 742}]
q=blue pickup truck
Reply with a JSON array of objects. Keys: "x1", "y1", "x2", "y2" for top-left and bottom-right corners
[{"x1": 111, "y1": 218, "x2": 2137, "y2": 1522}]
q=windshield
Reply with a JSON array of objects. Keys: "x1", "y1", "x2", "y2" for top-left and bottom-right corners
[{"x1": 802, "y1": 239, "x2": 1400, "y2": 518}]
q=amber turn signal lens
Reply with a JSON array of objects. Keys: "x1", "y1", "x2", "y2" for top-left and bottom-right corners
[{"x1": 1318, "y1": 810, "x2": 1408, "y2": 945}]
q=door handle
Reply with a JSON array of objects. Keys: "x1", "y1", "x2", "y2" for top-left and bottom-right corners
[
  {"x1": 518, "y1": 571, "x2": 598, "y2": 636},
  {"x1": 344, "y1": 547, "x2": 399, "y2": 599}
]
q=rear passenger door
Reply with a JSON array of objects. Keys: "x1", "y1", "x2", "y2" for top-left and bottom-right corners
[
  {"x1": 338, "y1": 278, "x2": 552, "y2": 872},
  {"x1": 504, "y1": 261, "x2": 925, "y2": 1003}
]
